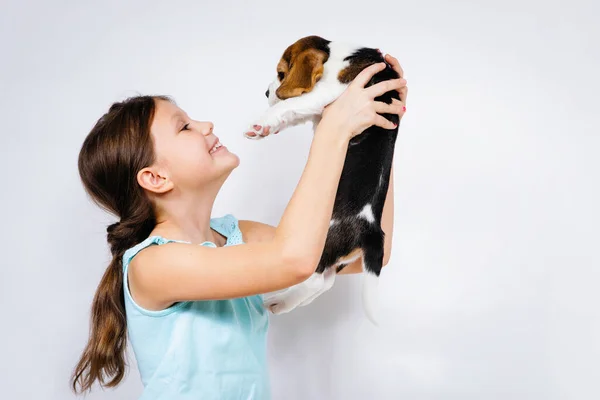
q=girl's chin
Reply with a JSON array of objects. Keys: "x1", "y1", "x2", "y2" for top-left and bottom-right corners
[
  {"x1": 228, "y1": 151, "x2": 240, "y2": 165},
  {"x1": 217, "y1": 152, "x2": 240, "y2": 170}
]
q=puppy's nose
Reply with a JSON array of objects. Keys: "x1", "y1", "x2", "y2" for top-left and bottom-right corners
[{"x1": 265, "y1": 89, "x2": 270, "y2": 98}]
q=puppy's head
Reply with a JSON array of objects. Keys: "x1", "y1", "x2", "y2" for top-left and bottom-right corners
[{"x1": 266, "y1": 36, "x2": 330, "y2": 105}]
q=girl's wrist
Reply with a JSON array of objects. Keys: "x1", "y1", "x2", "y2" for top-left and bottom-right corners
[{"x1": 313, "y1": 120, "x2": 350, "y2": 149}]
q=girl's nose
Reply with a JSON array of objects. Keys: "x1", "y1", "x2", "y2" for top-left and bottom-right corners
[{"x1": 196, "y1": 121, "x2": 214, "y2": 136}]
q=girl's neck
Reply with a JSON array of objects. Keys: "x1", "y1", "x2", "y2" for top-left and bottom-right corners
[{"x1": 151, "y1": 190, "x2": 226, "y2": 246}]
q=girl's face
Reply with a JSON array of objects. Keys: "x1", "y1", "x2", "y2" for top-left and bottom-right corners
[{"x1": 149, "y1": 99, "x2": 240, "y2": 191}]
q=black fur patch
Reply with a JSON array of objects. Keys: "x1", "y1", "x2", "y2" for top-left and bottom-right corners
[{"x1": 317, "y1": 48, "x2": 400, "y2": 277}]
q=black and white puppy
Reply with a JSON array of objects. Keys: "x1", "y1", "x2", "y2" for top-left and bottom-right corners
[{"x1": 245, "y1": 36, "x2": 400, "y2": 324}]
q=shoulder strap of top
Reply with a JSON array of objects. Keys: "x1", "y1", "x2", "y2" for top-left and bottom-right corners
[
  {"x1": 121, "y1": 214, "x2": 243, "y2": 269},
  {"x1": 121, "y1": 235, "x2": 189, "y2": 317},
  {"x1": 210, "y1": 214, "x2": 243, "y2": 245},
  {"x1": 122, "y1": 235, "x2": 186, "y2": 271}
]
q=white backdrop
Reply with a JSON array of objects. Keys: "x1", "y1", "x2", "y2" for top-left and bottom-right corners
[{"x1": 1, "y1": 0, "x2": 598, "y2": 399}]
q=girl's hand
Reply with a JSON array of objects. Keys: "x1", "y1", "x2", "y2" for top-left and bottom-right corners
[
  {"x1": 320, "y1": 61, "x2": 407, "y2": 140},
  {"x1": 384, "y1": 53, "x2": 408, "y2": 119}
]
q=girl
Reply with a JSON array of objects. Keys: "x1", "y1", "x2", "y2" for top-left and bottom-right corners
[{"x1": 72, "y1": 55, "x2": 407, "y2": 399}]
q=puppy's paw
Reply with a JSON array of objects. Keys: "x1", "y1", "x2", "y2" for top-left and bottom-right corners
[
  {"x1": 266, "y1": 300, "x2": 295, "y2": 315},
  {"x1": 263, "y1": 294, "x2": 296, "y2": 315},
  {"x1": 244, "y1": 124, "x2": 271, "y2": 140}
]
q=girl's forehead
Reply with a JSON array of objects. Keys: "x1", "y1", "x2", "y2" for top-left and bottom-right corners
[
  {"x1": 155, "y1": 100, "x2": 185, "y2": 121},
  {"x1": 152, "y1": 101, "x2": 186, "y2": 133}
]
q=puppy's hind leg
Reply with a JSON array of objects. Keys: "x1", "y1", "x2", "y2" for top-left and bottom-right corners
[
  {"x1": 263, "y1": 272, "x2": 325, "y2": 315},
  {"x1": 298, "y1": 266, "x2": 337, "y2": 307}
]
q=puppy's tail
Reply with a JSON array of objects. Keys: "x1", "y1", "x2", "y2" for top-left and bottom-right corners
[{"x1": 362, "y1": 270, "x2": 380, "y2": 326}]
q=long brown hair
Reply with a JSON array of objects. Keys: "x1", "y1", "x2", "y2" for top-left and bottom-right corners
[{"x1": 72, "y1": 95, "x2": 172, "y2": 393}]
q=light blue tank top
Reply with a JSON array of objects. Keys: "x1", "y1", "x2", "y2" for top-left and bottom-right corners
[{"x1": 122, "y1": 214, "x2": 270, "y2": 400}]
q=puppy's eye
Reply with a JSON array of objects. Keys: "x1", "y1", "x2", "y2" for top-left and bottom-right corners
[{"x1": 277, "y1": 72, "x2": 285, "y2": 81}]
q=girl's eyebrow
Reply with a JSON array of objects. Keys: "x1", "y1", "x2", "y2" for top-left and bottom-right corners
[
  {"x1": 171, "y1": 111, "x2": 188, "y2": 125},
  {"x1": 171, "y1": 113, "x2": 187, "y2": 131}
]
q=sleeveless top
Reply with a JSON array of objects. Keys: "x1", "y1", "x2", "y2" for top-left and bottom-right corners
[{"x1": 122, "y1": 214, "x2": 271, "y2": 400}]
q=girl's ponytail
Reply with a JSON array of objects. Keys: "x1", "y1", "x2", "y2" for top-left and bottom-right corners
[
  {"x1": 72, "y1": 210, "x2": 155, "y2": 393},
  {"x1": 72, "y1": 95, "x2": 170, "y2": 393}
]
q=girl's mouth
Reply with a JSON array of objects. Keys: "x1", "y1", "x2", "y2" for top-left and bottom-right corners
[{"x1": 209, "y1": 140, "x2": 225, "y2": 155}]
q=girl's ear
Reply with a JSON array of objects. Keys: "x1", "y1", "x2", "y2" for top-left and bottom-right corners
[{"x1": 137, "y1": 168, "x2": 173, "y2": 194}]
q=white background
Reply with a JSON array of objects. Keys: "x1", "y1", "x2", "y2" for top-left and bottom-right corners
[{"x1": 1, "y1": 0, "x2": 598, "y2": 399}]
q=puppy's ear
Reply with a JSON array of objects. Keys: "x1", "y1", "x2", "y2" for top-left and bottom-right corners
[{"x1": 276, "y1": 49, "x2": 326, "y2": 99}]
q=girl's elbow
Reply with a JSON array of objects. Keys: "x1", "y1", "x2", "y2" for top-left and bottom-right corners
[
  {"x1": 275, "y1": 235, "x2": 322, "y2": 281},
  {"x1": 281, "y1": 251, "x2": 318, "y2": 283},
  {"x1": 287, "y1": 256, "x2": 317, "y2": 283}
]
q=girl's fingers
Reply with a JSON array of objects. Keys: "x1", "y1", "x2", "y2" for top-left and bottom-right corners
[
  {"x1": 367, "y1": 78, "x2": 407, "y2": 98},
  {"x1": 384, "y1": 55, "x2": 407, "y2": 103},
  {"x1": 398, "y1": 86, "x2": 408, "y2": 105},
  {"x1": 393, "y1": 97, "x2": 407, "y2": 115},
  {"x1": 352, "y1": 62, "x2": 387, "y2": 89},
  {"x1": 395, "y1": 97, "x2": 407, "y2": 114},
  {"x1": 374, "y1": 99, "x2": 405, "y2": 116},
  {"x1": 373, "y1": 113, "x2": 397, "y2": 130},
  {"x1": 384, "y1": 54, "x2": 403, "y2": 78}
]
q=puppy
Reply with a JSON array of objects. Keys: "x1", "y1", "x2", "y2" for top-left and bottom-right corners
[{"x1": 245, "y1": 36, "x2": 400, "y2": 324}]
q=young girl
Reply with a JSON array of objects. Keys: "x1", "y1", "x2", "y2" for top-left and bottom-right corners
[{"x1": 72, "y1": 56, "x2": 407, "y2": 399}]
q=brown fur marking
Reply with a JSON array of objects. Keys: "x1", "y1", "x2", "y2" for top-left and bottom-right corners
[
  {"x1": 338, "y1": 59, "x2": 375, "y2": 84},
  {"x1": 275, "y1": 36, "x2": 330, "y2": 99},
  {"x1": 335, "y1": 247, "x2": 363, "y2": 265}
]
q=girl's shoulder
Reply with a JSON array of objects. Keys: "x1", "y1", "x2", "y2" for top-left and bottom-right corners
[{"x1": 237, "y1": 220, "x2": 276, "y2": 244}]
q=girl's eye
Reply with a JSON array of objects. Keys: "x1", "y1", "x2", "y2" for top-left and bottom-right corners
[{"x1": 181, "y1": 123, "x2": 190, "y2": 131}]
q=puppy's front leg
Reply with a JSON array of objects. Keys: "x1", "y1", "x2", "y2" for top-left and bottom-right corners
[{"x1": 244, "y1": 82, "x2": 347, "y2": 139}]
